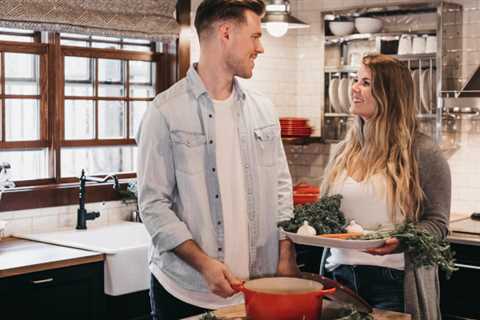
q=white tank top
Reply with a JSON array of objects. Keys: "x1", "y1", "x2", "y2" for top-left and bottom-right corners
[{"x1": 326, "y1": 174, "x2": 405, "y2": 271}]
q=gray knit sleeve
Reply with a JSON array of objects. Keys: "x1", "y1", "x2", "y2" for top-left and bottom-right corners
[{"x1": 416, "y1": 134, "x2": 451, "y2": 239}]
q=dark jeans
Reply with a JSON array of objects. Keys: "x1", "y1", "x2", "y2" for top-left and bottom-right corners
[
  {"x1": 149, "y1": 274, "x2": 210, "y2": 320},
  {"x1": 331, "y1": 265, "x2": 405, "y2": 312}
]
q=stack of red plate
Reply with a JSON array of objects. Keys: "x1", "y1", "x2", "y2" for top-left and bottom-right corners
[
  {"x1": 293, "y1": 183, "x2": 320, "y2": 205},
  {"x1": 280, "y1": 117, "x2": 313, "y2": 138}
]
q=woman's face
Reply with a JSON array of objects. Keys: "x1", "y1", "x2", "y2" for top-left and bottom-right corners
[{"x1": 351, "y1": 64, "x2": 376, "y2": 120}]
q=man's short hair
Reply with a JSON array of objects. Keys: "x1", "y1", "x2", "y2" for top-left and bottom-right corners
[{"x1": 194, "y1": 0, "x2": 265, "y2": 38}]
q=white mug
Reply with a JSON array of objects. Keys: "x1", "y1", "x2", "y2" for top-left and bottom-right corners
[
  {"x1": 412, "y1": 36, "x2": 426, "y2": 54},
  {"x1": 398, "y1": 35, "x2": 412, "y2": 55},
  {"x1": 425, "y1": 35, "x2": 437, "y2": 53}
]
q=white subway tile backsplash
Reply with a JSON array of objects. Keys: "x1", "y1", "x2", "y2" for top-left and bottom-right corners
[
  {"x1": 32, "y1": 215, "x2": 59, "y2": 233},
  {"x1": 5, "y1": 217, "x2": 33, "y2": 236}
]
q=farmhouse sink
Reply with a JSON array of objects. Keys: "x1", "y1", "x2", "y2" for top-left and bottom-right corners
[{"x1": 15, "y1": 221, "x2": 151, "y2": 296}]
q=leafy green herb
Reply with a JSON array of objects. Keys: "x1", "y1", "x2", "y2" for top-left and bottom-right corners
[
  {"x1": 199, "y1": 312, "x2": 218, "y2": 320},
  {"x1": 278, "y1": 194, "x2": 346, "y2": 235},
  {"x1": 360, "y1": 222, "x2": 458, "y2": 279},
  {"x1": 336, "y1": 308, "x2": 374, "y2": 320}
]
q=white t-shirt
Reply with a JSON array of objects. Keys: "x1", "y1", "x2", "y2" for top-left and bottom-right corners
[
  {"x1": 326, "y1": 174, "x2": 405, "y2": 271},
  {"x1": 152, "y1": 89, "x2": 249, "y2": 309}
]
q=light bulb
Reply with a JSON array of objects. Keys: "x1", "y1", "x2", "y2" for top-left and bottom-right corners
[{"x1": 266, "y1": 22, "x2": 288, "y2": 38}]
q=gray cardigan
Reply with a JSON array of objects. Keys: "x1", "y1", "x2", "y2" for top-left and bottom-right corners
[{"x1": 404, "y1": 133, "x2": 451, "y2": 320}]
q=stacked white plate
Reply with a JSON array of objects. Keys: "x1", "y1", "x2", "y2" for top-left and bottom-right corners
[
  {"x1": 420, "y1": 68, "x2": 436, "y2": 113},
  {"x1": 337, "y1": 78, "x2": 350, "y2": 113},
  {"x1": 328, "y1": 78, "x2": 342, "y2": 113},
  {"x1": 411, "y1": 69, "x2": 421, "y2": 113}
]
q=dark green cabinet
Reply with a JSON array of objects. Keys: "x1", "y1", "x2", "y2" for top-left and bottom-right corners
[{"x1": 0, "y1": 262, "x2": 105, "y2": 320}]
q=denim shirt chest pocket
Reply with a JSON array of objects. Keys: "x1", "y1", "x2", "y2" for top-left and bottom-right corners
[
  {"x1": 253, "y1": 125, "x2": 279, "y2": 167},
  {"x1": 170, "y1": 130, "x2": 207, "y2": 174}
]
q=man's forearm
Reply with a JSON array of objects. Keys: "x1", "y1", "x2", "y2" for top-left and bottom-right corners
[{"x1": 174, "y1": 239, "x2": 212, "y2": 273}]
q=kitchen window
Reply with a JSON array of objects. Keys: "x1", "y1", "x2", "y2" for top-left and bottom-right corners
[
  {"x1": 0, "y1": 29, "x2": 176, "y2": 210},
  {"x1": 0, "y1": 31, "x2": 49, "y2": 182},
  {"x1": 60, "y1": 40, "x2": 159, "y2": 179}
]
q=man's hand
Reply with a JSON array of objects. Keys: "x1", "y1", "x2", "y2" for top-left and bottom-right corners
[
  {"x1": 174, "y1": 240, "x2": 241, "y2": 298},
  {"x1": 276, "y1": 239, "x2": 300, "y2": 277},
  {"x1": 199, "y1": 257, "x2": 241, "y2": 298},
  {"x1": 366, "y1": 237, "x2": 400, "y2": 255}
]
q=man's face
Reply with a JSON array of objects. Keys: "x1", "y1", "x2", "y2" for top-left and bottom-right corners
[{"x1": 224, "y1": 10, "x2": 264, "y2": 79}]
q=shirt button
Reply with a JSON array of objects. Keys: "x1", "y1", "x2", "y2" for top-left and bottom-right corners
[
  {"x1": 215, "y1": 194, "x2": 219, "y2": 199},
  {"x1": 209, "y1": 140, "x2": 213, "y2": 144},
  {"x1": 209, "y1": 114, "x2": 213, "y2": 118},
  {"x1": 212, "y1": 168, "x2": 216, "y2": 172},
  {"x1": 218, "y1": 247, "x2": 222, "y2": 252},
  {"x1": 217, "y1": 221, "x2": 221, "y2": 225}
]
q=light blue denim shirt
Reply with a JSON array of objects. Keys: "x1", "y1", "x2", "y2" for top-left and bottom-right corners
[{"x1": 136, "y1": 65, "x2": 293, "y2": 292}]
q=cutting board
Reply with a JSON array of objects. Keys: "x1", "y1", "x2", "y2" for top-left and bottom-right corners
[{"x1": 211, "y1": 302, "x2": 411, "y2": 319}]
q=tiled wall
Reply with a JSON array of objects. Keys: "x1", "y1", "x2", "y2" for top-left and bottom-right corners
[
  {"x1": 0, "y1": 201, "x2": 137, "y2": 237},
  {"x1": 188, "y1": 0, "x2": 480, "y2": 214}
]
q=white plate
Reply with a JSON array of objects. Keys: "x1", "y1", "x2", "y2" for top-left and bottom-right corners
[
  {"x1": 337, "y1": 78, "x2": 350, "y2": 113},
  {"x1": 348, "y1": 78, "x2": 354, "y2": 108},
  {"x1": 328, "y1": 78, "x2": 342, "y2": 113},
  {"x1": 282, "y1": 230, "x2": 385, "y2": 250},
  {"x1": 411, "y1": 69, "x2": 421, "y2": 113},
  {"x1": 420, "y1": 69, "x2": 431, "y2": 113}
]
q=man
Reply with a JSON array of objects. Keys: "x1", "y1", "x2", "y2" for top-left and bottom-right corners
[{"x1": 136, "y1": 1, "x2": 297, "y2": 319}]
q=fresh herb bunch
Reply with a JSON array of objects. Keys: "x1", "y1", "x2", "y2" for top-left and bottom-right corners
[
  {"x1": 279, "y1": 194, "x2": 346, "y2": 235},
  {"x1": 360, "y1": 222, "x2": 458, "y2": 279},
  {"x1": 199, "y1": 312, "x2": 218, "y2": 320},
  {"x1": 336, "y1": 308, "x2": 374, "y2": 320}
]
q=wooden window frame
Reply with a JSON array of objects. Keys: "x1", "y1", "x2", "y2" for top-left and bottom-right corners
[
  {"x1": 1, "y1": 1, "x2": 188, "y2": 212},
  {"x1": 0, "y1": 35, "x2": 178, "y2": 212}
]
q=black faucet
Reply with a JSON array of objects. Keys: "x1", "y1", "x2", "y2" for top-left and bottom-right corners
[{"x1": 76, "y1": 169, "x2": 120, "y2": 230}]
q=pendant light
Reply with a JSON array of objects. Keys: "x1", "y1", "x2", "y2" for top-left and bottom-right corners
[{"x1": 262, "y1": 0, "x2": 309, "y2": 38}]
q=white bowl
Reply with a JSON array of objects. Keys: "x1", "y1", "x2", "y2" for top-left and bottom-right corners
[
  {"x1": 354, "y1": 17, "x2": 383, "y2": 34},
  {"x1": 329, "y1": 21, "x2": 355, "y2": 36}
]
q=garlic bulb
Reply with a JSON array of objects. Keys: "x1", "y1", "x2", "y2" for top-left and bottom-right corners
[
  {"x1": 345, "y1": 220, "x2": 364, "y2": 233},
  {"x1": 297, "y1": 221, "x2": 317, "y2": 236}
]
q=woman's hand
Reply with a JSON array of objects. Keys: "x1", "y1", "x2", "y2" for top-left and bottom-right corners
[{"x1": 366, "y1": 237, "x2": 400, "y2": 255}]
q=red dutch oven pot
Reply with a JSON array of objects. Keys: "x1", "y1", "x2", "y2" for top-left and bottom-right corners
[{"x1": 231, "y1": 277, "x2": 336, "y2": 320}]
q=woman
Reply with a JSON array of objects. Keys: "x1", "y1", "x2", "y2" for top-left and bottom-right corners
[{"x1": 321, "y1": 54, "x2": 451, "y2": 319}]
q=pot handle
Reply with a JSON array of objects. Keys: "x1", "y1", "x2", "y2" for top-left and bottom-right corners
[
  {"x1": 316, "y1": 287, "x2": 336, "y2": 297},
  {"x1": 231, "y1": 281, "x2": 246, "y2": 293}
]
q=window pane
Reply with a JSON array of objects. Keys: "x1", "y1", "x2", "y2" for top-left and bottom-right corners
[
  {"x1": 99, "y1": 58, "x2": 123, "y2": 83},
  {"x1": 92, "y1": 42, "x2": 121, "y2": 50},
  {"x1": 64, "y1": 100, "x2": 95, "y2": 140},
  {"x1": 92, "y1": 36, "x2": 120, "y2": 42},
  {"x1": 122, "y1": 45, "x2": 152, "y2": 52},
  {"x1": 5, "y1": 53, "x2": 39, "y2": 95},
  {"x1": 0, "y1": 149, "x2": 49, "y2": 180},
  {"x1": 130, "y1": 86, "x2": 156, "y2": 98},
  {"x1": 5, "y1": 80, "x2": 39, "y2": 95},
  {"x1": 61, "y1": 146, "x2": 137, "y2": 177},
  {"x1": 5, "y1": 99, "x2": 40, "y2": 141},
  {"x1": 98, "y1": 100, "x2": 125, "y2": 139},
  {"x1": 65, "y1": 83, "x2": 93, "y2": 97},
  {"x1": 129, "y1": 61, "x2": 155, "y2": 84},
  {"x1": 98, "y1": 84, "x2": 124, "y2": 97},
  {"x1": 65, "y1": 56, "x2": 91, "y2": 81},
  {"x1": 123, "y1": 38, "x2": 150, "y2": 44},
  {"x1": 61, "y1": 39, "x2": 88, "y2": 47},
  {"x1": 0, "y1": 35, "x2": 33, "y2": 42},
  {"x1": 61, "y1": 33, "x2": 89, "y2": 39},
  {"x1": 130, "y1": 101, "x2": 148, "y2": 138}
]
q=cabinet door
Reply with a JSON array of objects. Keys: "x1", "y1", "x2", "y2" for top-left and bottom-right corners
[{"x1": 0, "y1": 262, "x2": 105, "y2": 320}]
